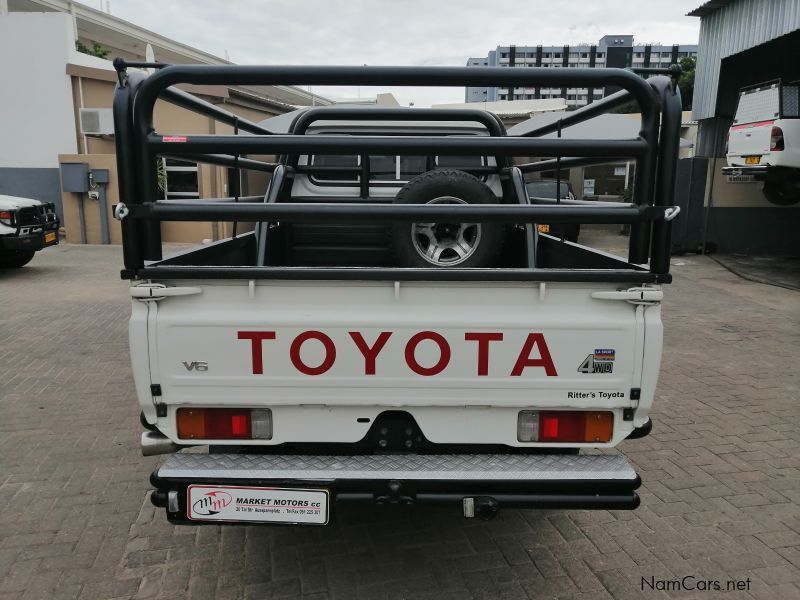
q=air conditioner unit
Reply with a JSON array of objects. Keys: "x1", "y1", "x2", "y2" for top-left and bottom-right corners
[{"x1": 79, "y1": 108, "x2": 114, "y2": 135}]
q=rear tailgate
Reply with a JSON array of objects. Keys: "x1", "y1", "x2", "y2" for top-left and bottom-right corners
[
  {"x1": 728, "y1": 120, "x2": 774, "y2": 164},
  {"x1": 134, "y1": 280, "x2": 660, "y2": 447}
]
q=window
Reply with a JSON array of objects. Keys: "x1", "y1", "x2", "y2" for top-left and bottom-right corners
[
  {"x1": 554, "y1": 52, "x2": 561, "y2": 58},
  {"x1": 525, "y1": 180, "x2": 571, "y2": 200},
  {"x1": 437, "y1": 155, "x2": 483, "y2": 169},
  {"x1": 398, "y1": 156, "x2": 427, "y2": 180},
  {"x1": 162, "y1": 158, "x2": 199, "y2": 199},
  {"x1": 369, "y1": 155, "x2": 395, "y2": 181},
  {"x1": 662, "y1": 52, "x2": 672, "y2": 58},
  {"x1": 500, "y1": 52, "x2": 509, "y2": 58},
  {"x1": 368, "y1": 156, "x2": 428, "y2": 181},
  {"x1": 310, "y1": 154, "x2": 359, "y2": 182},
  {"x1": 581, "y1": 52, "x2": 588, "y2": 59},
  {"x1": 596, "y1": 52, "x2": 604, "y2": 58},
  {"x1": 569, "y1": 52, "x2": 580, "y2": 58},
  {"x1": 543, "y1": 52, "x2": 551, "y2": 58},
  {"x1": 634, "y1": 52, "x2": 643, "y2": 59},
  {"x1": 309, "y1": 154, "x2": 485, "y2": 186}
]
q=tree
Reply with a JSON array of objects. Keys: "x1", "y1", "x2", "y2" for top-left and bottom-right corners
[
  {"x1": 678, "y1": 56, "x2": 696, "y2": 111},
  {"x1": 75, "y1": 40, "x2": 110, "y2": 59}
]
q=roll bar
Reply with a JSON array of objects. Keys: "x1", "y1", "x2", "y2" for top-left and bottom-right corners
[{"x1": 112, "y1": 61, "x2": 682, "y2": 281}]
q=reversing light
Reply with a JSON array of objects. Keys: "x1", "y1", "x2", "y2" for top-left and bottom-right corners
[
  {"x1": 517, "y1": 410, "x2": 613, "y2": 443},
  {"x1": 176, "y1": 408, "x2": 272, "y2": 440}
]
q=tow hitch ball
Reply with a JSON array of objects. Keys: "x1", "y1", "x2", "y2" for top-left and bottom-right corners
[{"x1": 463, "y1": 497, "x2": 499, "y2": 520}]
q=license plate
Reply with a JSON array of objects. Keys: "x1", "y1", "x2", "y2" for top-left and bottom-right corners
[
  {"x1": 537, "y1": 224, "x2": 550, "y2": 233},
  {"x1": 44, "y1": 232, "x2": 57, "y2": 244},
  {"x1": 745, "y1": 156, "x2": 761, "y2": 165},
  {"x1": 187, "y1": 485, "x2": 329, "y2": 525}
]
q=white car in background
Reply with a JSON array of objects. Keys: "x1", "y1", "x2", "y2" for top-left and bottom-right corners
[
  {"x1": 723, "y1": 80, "x2": 800, "y2": 205},
  {"x1": 0, "y1": 194, "x2": 60, "y2": 268}
]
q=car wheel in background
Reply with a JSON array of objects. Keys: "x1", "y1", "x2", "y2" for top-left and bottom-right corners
[{"x1": 0, "y1": 249, "x2": 36, "y2": 268}]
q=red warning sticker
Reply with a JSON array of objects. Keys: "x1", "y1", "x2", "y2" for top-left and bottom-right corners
[{"x1": 162, "y1": 135, "x2": 188, "y2": 143}]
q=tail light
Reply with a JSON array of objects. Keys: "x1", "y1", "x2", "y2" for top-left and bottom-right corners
[
  {"x1": 518, "y1": 410, "x2": 613, "y2": 443},
  {"x1": 176, "y1": 408, "x2": 272, "y2": 440},
  {"x1": 770, "y1": 126, "x2": 784, "y2": 151},
  {"x1": 0, "y1": 210, "x2": 14, "y2": 226}
]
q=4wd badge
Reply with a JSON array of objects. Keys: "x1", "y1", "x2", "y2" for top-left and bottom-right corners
[{"x1": 577, "y1": 349, "x2": 615, "y2": 374}]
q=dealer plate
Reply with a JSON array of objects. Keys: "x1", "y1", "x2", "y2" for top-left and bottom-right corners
[
  {"x1": 187, "y1": 485, "x2": 328, "y2": 525},
  {"x1": 745, "y1": 156, "x2": 761, "y2": 165},
  {"x1": 537, "y1": 224, "x2": 550, "y2": 233}
]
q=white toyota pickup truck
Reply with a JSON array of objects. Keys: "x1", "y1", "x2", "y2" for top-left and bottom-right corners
[
  {"x1": 723, "y1": 80, "x2": 800, "y2": 205},
  {"x1": 112, "y1": 60, "x2": 682, "y2": 525}
]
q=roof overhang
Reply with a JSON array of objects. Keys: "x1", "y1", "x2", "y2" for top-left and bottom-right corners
[
  {"x1": 9, "y1": 0, "x2": 332, "y2": 107},
  {"x1": 688, "y1": 0, "x2": 735, "y2": 17}
]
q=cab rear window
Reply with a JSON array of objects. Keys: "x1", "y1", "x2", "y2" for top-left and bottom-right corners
[{"x1": 308, "y1": 154, "x2": 485, "y2": 185}]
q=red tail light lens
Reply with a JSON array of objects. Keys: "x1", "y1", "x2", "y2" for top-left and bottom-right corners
[
  {"x1": 176, "y1": 408, "x2": 272, "y2": 440},
  {"x1": 518, "y1": 410, "x2": 613, "y2": 443},
  {"x1": 770, "y1": 126, "x2": 784, "y2": 151}
]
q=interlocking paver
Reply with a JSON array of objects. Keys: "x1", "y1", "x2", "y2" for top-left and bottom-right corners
[{"x1": 1, "y1": 238, "x2": 799, "y2": 599}]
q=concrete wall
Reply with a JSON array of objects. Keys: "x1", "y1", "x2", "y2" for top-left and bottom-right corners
[
  {"x1": 0, "y1": 13, "x2": 78, "y2": 214},
  {"x1": 0, "y1": 13, "x2": 78, "y2": 169},
  {"x1": 58, "y1": 154, "x2": 120, "y2": 245},
  {"x1": 673, "y1": 157, "x2": 800, "y2": 255},
  {"x1": 58, "y1": 76, "x2": 275, "y2": 244},
  {"x1": 0, "y1": 167, "x2": 63, "y2": 214}
]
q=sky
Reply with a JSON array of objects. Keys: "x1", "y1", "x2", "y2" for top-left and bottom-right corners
[{"x1": 102, "y1": 0, "x2": 702, "y2": 107}]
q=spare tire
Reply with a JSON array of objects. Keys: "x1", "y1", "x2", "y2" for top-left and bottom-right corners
[{"x1": 390, "y1": 169, "x2": 505, "y2": 268}]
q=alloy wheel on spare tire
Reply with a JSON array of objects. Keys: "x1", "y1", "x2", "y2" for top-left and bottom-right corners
[{"x1": 390, "y1": 169, "x2": 506, "y2": 268}]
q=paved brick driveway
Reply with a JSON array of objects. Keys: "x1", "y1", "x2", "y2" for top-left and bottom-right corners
[{"x1": 1, "y1": 240, "x2": 799, "y2": 600}]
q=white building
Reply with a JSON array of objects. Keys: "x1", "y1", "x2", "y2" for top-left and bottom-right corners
[{"x1": 466, "y1": 35, "x2": 698, "y2": 107}]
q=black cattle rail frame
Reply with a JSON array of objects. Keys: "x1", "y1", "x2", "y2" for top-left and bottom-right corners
[{"x1": 112, "y1": 60, "x2": 683, "y2": 284}]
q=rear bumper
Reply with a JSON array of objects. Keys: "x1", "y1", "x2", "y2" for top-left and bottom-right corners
[
  {"x1": 722, "y1": 165, "x2": 770, "y2": 178},
  {"x1": 150, "y1": 452, "x2": 641, "y2": 523}
]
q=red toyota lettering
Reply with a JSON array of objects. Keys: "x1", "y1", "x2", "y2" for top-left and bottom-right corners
[
  {"x1": 237, "y1": 331, "x2": 276, "y2": 375},
  {"x1": 510, "y1": 333, "x2": 558, "y2": 376},
  {"x1": 290, "y1": 331, "x2": 336, "y2": 375},
  {"x1": 405, "y1": 331, "x2": 451, "y2": 376},
  {"x1": 349, "y1": 331, "x2": 392, "y2": 375},
  {"x1": 465, "y1": 332, "x2": 504, "y2": 376}
]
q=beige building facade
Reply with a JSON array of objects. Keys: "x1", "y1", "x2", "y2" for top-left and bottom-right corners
[{"x1": 2, "y1": 1, "x2": 331, "y2": 245}]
